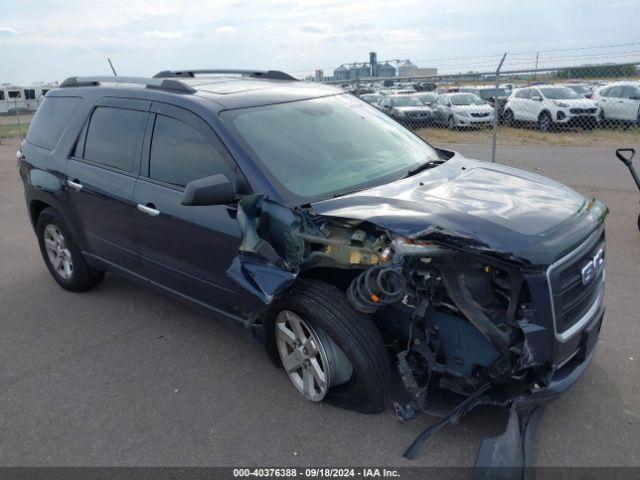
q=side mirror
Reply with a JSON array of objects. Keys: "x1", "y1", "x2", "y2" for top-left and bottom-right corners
[
  {"x1": 531, "y1": 95, "x2": 542, "y2": 102},
  {"x1": 181, "y1": 173, "x2": 236, "y2": 206}
]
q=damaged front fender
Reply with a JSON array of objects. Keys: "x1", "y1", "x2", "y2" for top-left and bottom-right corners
[{"x1": 226, "y1": 194, "x2": 298, "y2": 309}]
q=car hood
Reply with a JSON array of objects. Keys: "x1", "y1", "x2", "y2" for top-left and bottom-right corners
[
  {"x1": 553, "y1": 98, "x2": 597, "y2": 107},
  {"x1": 395, "y1": 106, "x2": 434, "y2": 113},
  {"x1": 453, "y1": 104, "x2": 494, "y2": 113},
  {"x1": 311, "y1": 153, "x2": 607, "y2": 266}
]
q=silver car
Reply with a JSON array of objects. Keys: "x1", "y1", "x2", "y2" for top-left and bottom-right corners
[{"x1": 434, "y1": 93, "x2": 495, "y2": 129}]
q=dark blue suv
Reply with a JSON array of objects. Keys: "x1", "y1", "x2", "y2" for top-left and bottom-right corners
[{"x1": 18, "y1": 70, "x2": 606, "y2": 465}]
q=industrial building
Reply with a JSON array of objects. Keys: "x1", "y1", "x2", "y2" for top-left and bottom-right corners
[{"x1": 331, "y1": 52, "x2": 435, "y2": 81}]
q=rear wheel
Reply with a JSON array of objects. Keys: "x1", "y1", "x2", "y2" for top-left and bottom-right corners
[
  {"x1": 265, "y1": 280, "x2": 391, "y2": 413},
  {"x1": 36, "y1": 207, "x2": 104, "y2": 291}
]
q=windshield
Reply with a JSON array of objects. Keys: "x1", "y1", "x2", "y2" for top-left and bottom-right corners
[
  {"x1": 566, "y1": 85, "x2": 591, "y2": 94},
  {"x1": 220, "y1": 94, "x2": 440, "y2": 204},
  {"x1": 417, "y1": 93, "x2": 437, "y2": 103},
  {"x1": 540, "y1": 87, "x2": 582, "y2": 99},
  {"x1": 360, "y1": 94, "x2": 382, "y2": 104},
  {"x1": 450, "y1": 94, "x2": 486, "y2": 106},
  {"x1": 392, "y1": 96, "x2": 423, "y2": 107},
  {"x1": 478, "y1": 88, "x2": 510, "y2": 99}
]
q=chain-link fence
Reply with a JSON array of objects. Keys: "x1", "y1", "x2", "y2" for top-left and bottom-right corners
[
  {"x1": 2, "y1": 61, "x2": 639, "y2": 155},
  {"x1": 321, "y1": 60, "x2": 640, "y2": 163},
  {"x1": 0, "y1": 95, "x2": 42, "y2": 145}
]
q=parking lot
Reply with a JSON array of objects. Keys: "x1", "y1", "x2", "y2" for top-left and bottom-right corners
[{"x1": 1, "y1": 135, "x2": 639, "y2": 468}]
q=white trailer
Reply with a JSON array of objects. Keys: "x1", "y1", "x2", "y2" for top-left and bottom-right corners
[{"x1": 0, "y1": 84, "x2": 56, "y2": 115}]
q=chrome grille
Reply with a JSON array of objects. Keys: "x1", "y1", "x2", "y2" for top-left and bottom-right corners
[
  {"x1": 569, "y1": 108, "x2": 597, "y2": 114},
  {"x1": 547, "y1": 231, "x2": 605, "y2": 338}
]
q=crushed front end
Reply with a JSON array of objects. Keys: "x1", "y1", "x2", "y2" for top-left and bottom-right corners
[{"x1": 227, "y1": 159, "x2": 607, "y2": 474}]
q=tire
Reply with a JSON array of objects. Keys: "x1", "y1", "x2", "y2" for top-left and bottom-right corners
[
  {"x1": 504, "y1": 109, "x2": 515, "y2": 127},
  {"x1": 447, "y1": 115, "x2": 456, "y2": 130},
  {"x1": 265, "y1": 279, "x2": 391, "y2": 414},
  {"x1": 599, "y1": 108, "x2": 606, "y2": 127},
  {"x1": 537, "y1": 111, "x2": 553, "y2": 132},
  {"x1": 36, "y1": 207, "x2": 104, "y2": 292}
]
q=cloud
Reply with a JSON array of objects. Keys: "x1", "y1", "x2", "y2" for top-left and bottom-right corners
[
  {"x1": 143, "y1": 30, "x2": 184, "y2": 39},
  {"x1": 1, "y1": 0, "x2": 639, "y2": 85},
  {"x1": 216, "y1": 26, "x2": 237, "y2": 33},
  {"x1": 0, "y1": 26, "x2": 18, "y2": 35},
  {"x1": 299, "y1": 22, "x2": 329, "y2": 34}
]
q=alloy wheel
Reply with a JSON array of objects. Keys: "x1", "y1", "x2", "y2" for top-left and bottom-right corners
[
  {"x1": 44, "y1": 224, "x2": 73, "y2": 280},
  {"x1": 275, "y1": 310, "x2": 352, "y2": 402}
]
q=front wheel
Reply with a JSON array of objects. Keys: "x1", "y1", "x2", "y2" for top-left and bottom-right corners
[
  {"x1": 265, "y1": 280, "x2": 391, "y2": 413},
  {"x1": 504, "y1": 109, "x2": 515, "y2": 127},
  {"x1": 537, "y1": 111, "x2": 553, "y2": 132},
  {"x1": 36, "y1": 207, "x2": 104, "y2": 291}
]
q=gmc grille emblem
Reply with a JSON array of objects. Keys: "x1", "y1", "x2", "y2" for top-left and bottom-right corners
[{"x1": 580, "y1": 247, "x2": 604, "y2": 285}]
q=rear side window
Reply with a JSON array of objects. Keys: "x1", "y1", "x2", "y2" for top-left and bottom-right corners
[
  {"x1": 149, "y1": 114, "x2": 230, "y2": 187},
  {"x1": 26, "y1": 96, "x2": 82, "y2": 151},
  {"x1": 84, "y1": 107, "x2": 147, "y2": 173}
]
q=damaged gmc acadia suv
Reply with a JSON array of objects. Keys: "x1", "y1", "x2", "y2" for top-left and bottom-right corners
[{"x1": 18, "y1": 70, "x2": 606, "y2": 469}]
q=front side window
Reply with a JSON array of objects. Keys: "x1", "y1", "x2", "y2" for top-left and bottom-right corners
[
  {"x1": 221, "y1": 94, "x2": 440, "y2": 204},
  {"x1": 8, "y1": 90, "x2": 21, "y2": 99},
  {"x1": 84, "y1": 107, "x2": 147, "y2": 173},
  {"x1": 607, "y1": 86, "x2": 623, "y2": 98},
  {"x1": 622, "y1": 86, "x2": 640, "y2": 99},
  {"x1": 515, "y1": 89, "x2": 529, "y2": 99},
  {"x1": 149, "y1": 115, "x2": 230, "y2": 187}
]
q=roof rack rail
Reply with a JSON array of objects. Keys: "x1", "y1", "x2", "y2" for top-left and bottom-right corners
[
  {"x1": 59, "y1": 76, "x2": 196, "y2": 93},
  {"x1": 153, "y1": 69, "x2": 298, "y2": 81}
]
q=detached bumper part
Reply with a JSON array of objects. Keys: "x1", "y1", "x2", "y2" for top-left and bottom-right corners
[
  {"x1": 403, "y1": 307, "x2": 602, "y2": 478},
  {"x1": 472, "y1": 309, "x2": 602, "y2": 480},
  {"x1": 473, "y1": 403, "x2": 545, "y2": 480}
]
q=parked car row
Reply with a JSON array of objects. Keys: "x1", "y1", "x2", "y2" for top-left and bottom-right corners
[{"x1": 355, "y1": 80, "x2": 640, "y2": 131}]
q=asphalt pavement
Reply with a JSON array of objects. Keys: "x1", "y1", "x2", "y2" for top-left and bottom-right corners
[{"x1": 0, "y1": 137, "x2": 639, "y2": 467}]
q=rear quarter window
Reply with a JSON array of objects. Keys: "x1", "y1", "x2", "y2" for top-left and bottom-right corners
[{"x1": 26, "y1": 96, "x2": 82, "y2": 151}]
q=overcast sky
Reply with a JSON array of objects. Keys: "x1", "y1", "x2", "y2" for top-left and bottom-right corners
[{"x1": 1, "y1": 0, "x2": 639, "y2": 85}]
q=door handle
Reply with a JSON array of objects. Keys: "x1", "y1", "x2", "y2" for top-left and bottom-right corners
[
  {"x1": 137, "y1": 203, "x2": 160, "y2": 217},
  {"x1": 67, "y1": 179, "x2": 83, "y2": 191}
]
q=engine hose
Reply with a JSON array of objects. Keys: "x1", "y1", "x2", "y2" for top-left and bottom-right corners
[{"x1": 347, "y1": 266, "x2": 406, "y2": 313}]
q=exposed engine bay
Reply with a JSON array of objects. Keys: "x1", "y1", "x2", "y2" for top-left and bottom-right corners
[{"x1": 229, "y1": 194, "x2": 547, "y2": 406}]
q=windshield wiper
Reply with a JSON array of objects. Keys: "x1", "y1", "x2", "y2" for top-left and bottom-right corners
[
  {"x1": 332, "y1": 187, "x2": 367, "y2": 198},
  {"x1": 406, "y1": 159, "x2": 444, "y2": 177}
]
